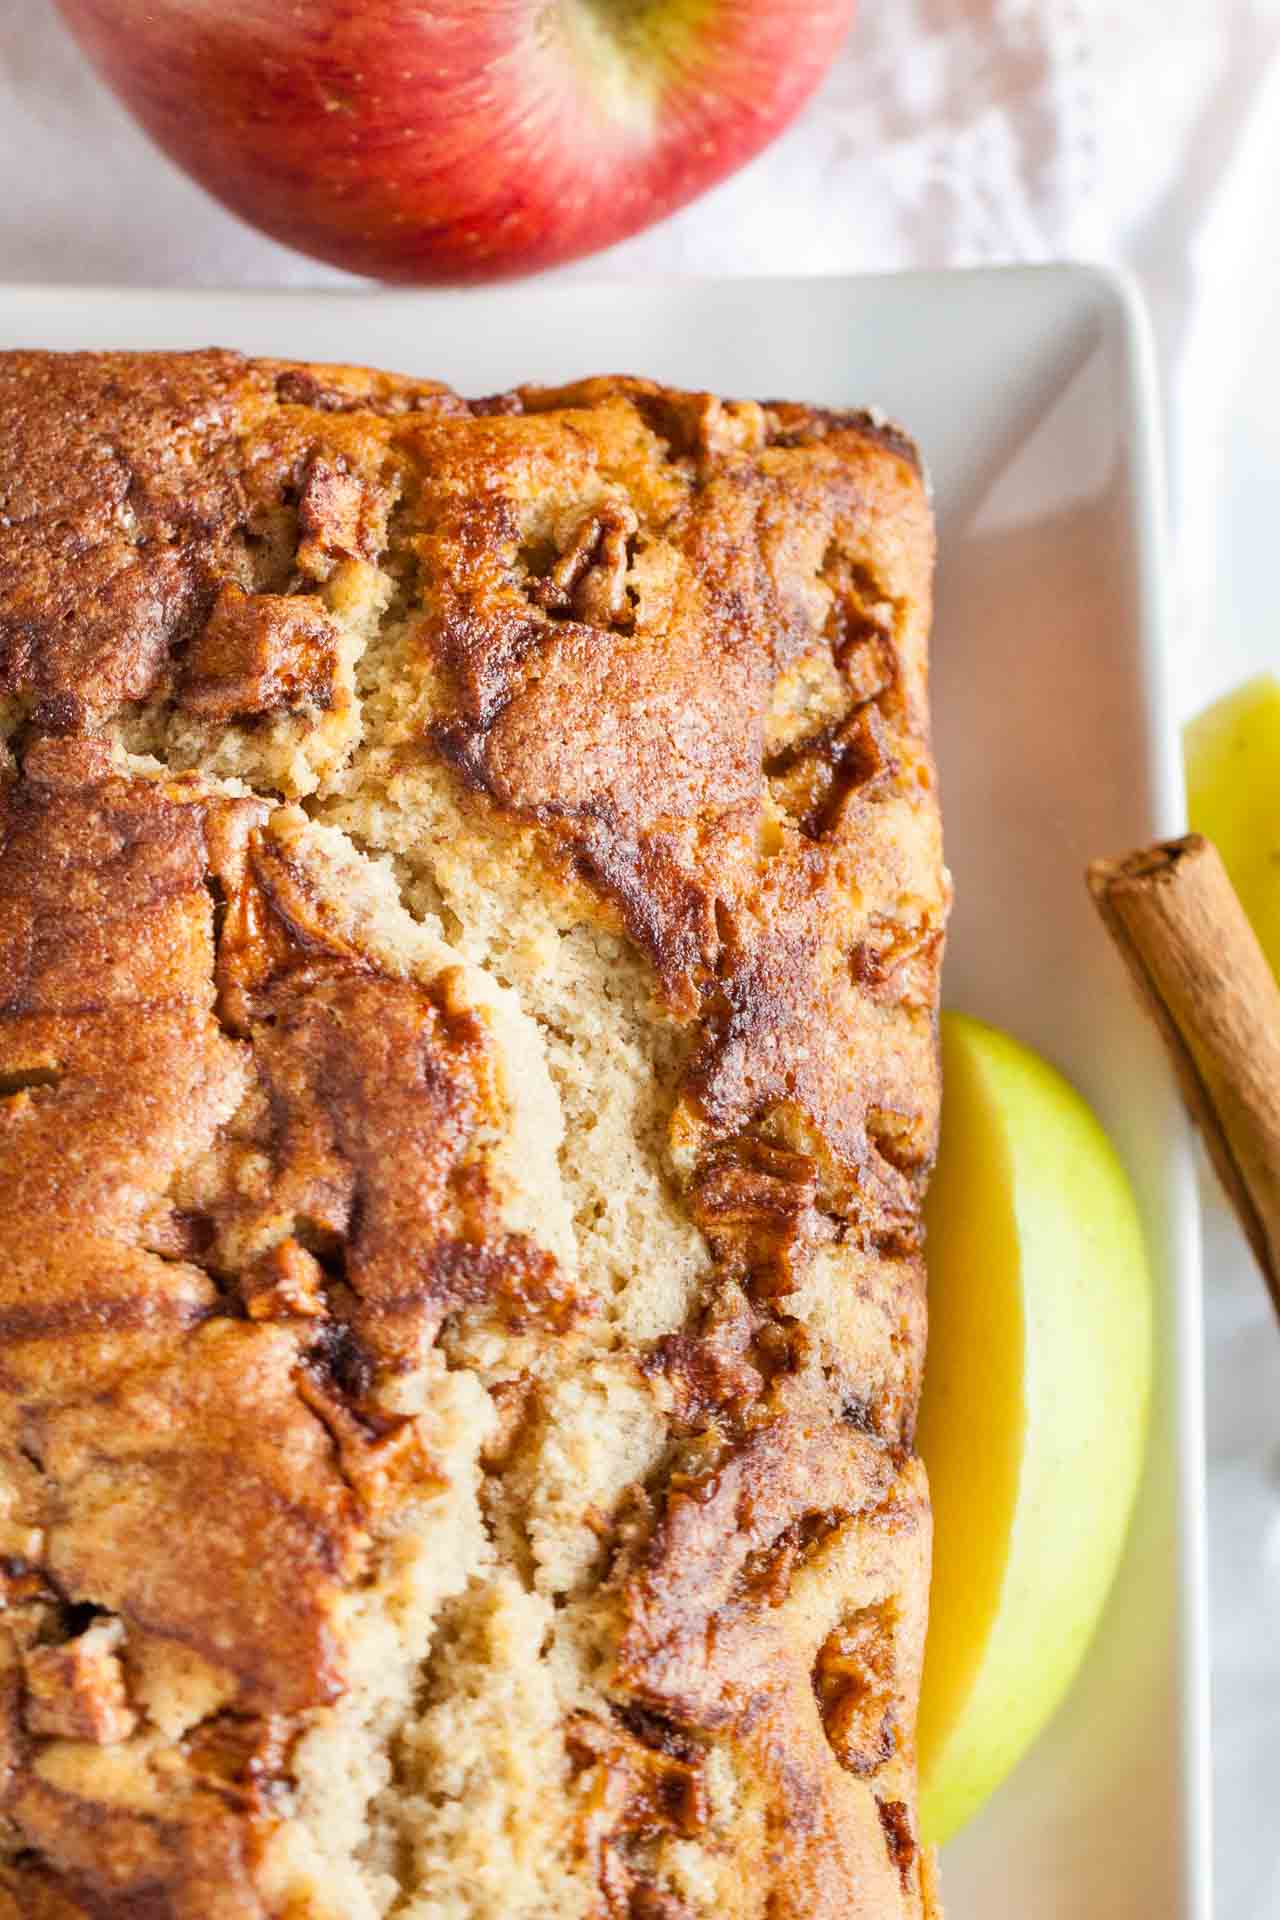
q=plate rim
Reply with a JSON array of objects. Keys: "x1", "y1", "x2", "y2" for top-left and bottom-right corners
[{"x1": 1082, "y1": 260, "x2": 1213, "y2": 1920}]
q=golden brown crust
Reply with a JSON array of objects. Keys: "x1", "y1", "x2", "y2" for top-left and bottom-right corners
[
  {"x1": 0, "y1": 350, "x2": 456, "y2": 734},
  {"x1": 608, "y1": 1392, "x2": 931, "y2": 1917},
  {"x1": 178, "y1": 584, "x2": 342, "y2": 720},
  {"x1": 0, "y1": 353, "x2": 945, "y2": 1920}
]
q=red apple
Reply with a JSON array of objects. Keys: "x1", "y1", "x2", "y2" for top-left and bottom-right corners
[{"x1": 54, "y1": 0, "x2": 856, "y2": 283}]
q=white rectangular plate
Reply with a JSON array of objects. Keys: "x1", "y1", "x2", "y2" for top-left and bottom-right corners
[{"x1": 0, "y1": 267, "x2": 1210, "y2": 1920}]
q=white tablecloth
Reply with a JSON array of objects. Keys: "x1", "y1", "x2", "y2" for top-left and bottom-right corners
[{"x1": 4, "y1": 3, "x2": 1280, "y2": 1910}]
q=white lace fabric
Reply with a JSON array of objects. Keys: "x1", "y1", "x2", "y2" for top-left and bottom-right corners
[{"x1": 574, "y1": 0, "x2": 1092, "y2": 272}]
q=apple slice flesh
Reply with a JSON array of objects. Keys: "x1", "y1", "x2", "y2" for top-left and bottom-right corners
[
  {"x1": 1185, "y1": 672, "x2": 1280, "y2": 982},
  {"x1": 916, "y1": 1013, "x2": 1152, "y2": 1847}
]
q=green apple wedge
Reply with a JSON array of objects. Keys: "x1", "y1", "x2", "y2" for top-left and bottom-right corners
[
  {"x1": 1185, "y1": 672, "x2": 1280, "y2": 982},
  {"x1": 915, "y1": 1012, "x2": 1153, "y2": 1847}
]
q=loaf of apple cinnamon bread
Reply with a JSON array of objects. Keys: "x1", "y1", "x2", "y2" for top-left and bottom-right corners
[{"x1": 0, "y1": 350, "x2": 947, "y2": 1920}]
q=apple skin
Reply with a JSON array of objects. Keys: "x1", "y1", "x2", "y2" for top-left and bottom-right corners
[
  {"x1": 1185, "y1": 672, "x2": 1280, "y2": 983},
  {"x1": 916, "y1": 1013, "x2": 1152, "y2": 1847},
  {"x1": 53, "y1": 0, "x2": 856, "y2": 283}
]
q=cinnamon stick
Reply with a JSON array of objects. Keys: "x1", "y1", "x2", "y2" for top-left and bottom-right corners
[{"x1": 1087, "y1": 833, "x2": 1280, "y2": 1319}]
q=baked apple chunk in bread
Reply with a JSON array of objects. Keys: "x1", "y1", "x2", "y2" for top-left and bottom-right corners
[{"x1": 0, "y1": 351, "x2": 947, "y2": 1920}]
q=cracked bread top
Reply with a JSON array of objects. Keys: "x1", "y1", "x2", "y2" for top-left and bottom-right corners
[{"x1": 0, "y1": 351, "x2": 947, "y2": 1920}]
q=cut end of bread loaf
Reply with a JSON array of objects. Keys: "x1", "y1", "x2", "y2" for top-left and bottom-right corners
[{"x1": 0, "y1": 353, "x2": 947, "y2": 1920}]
